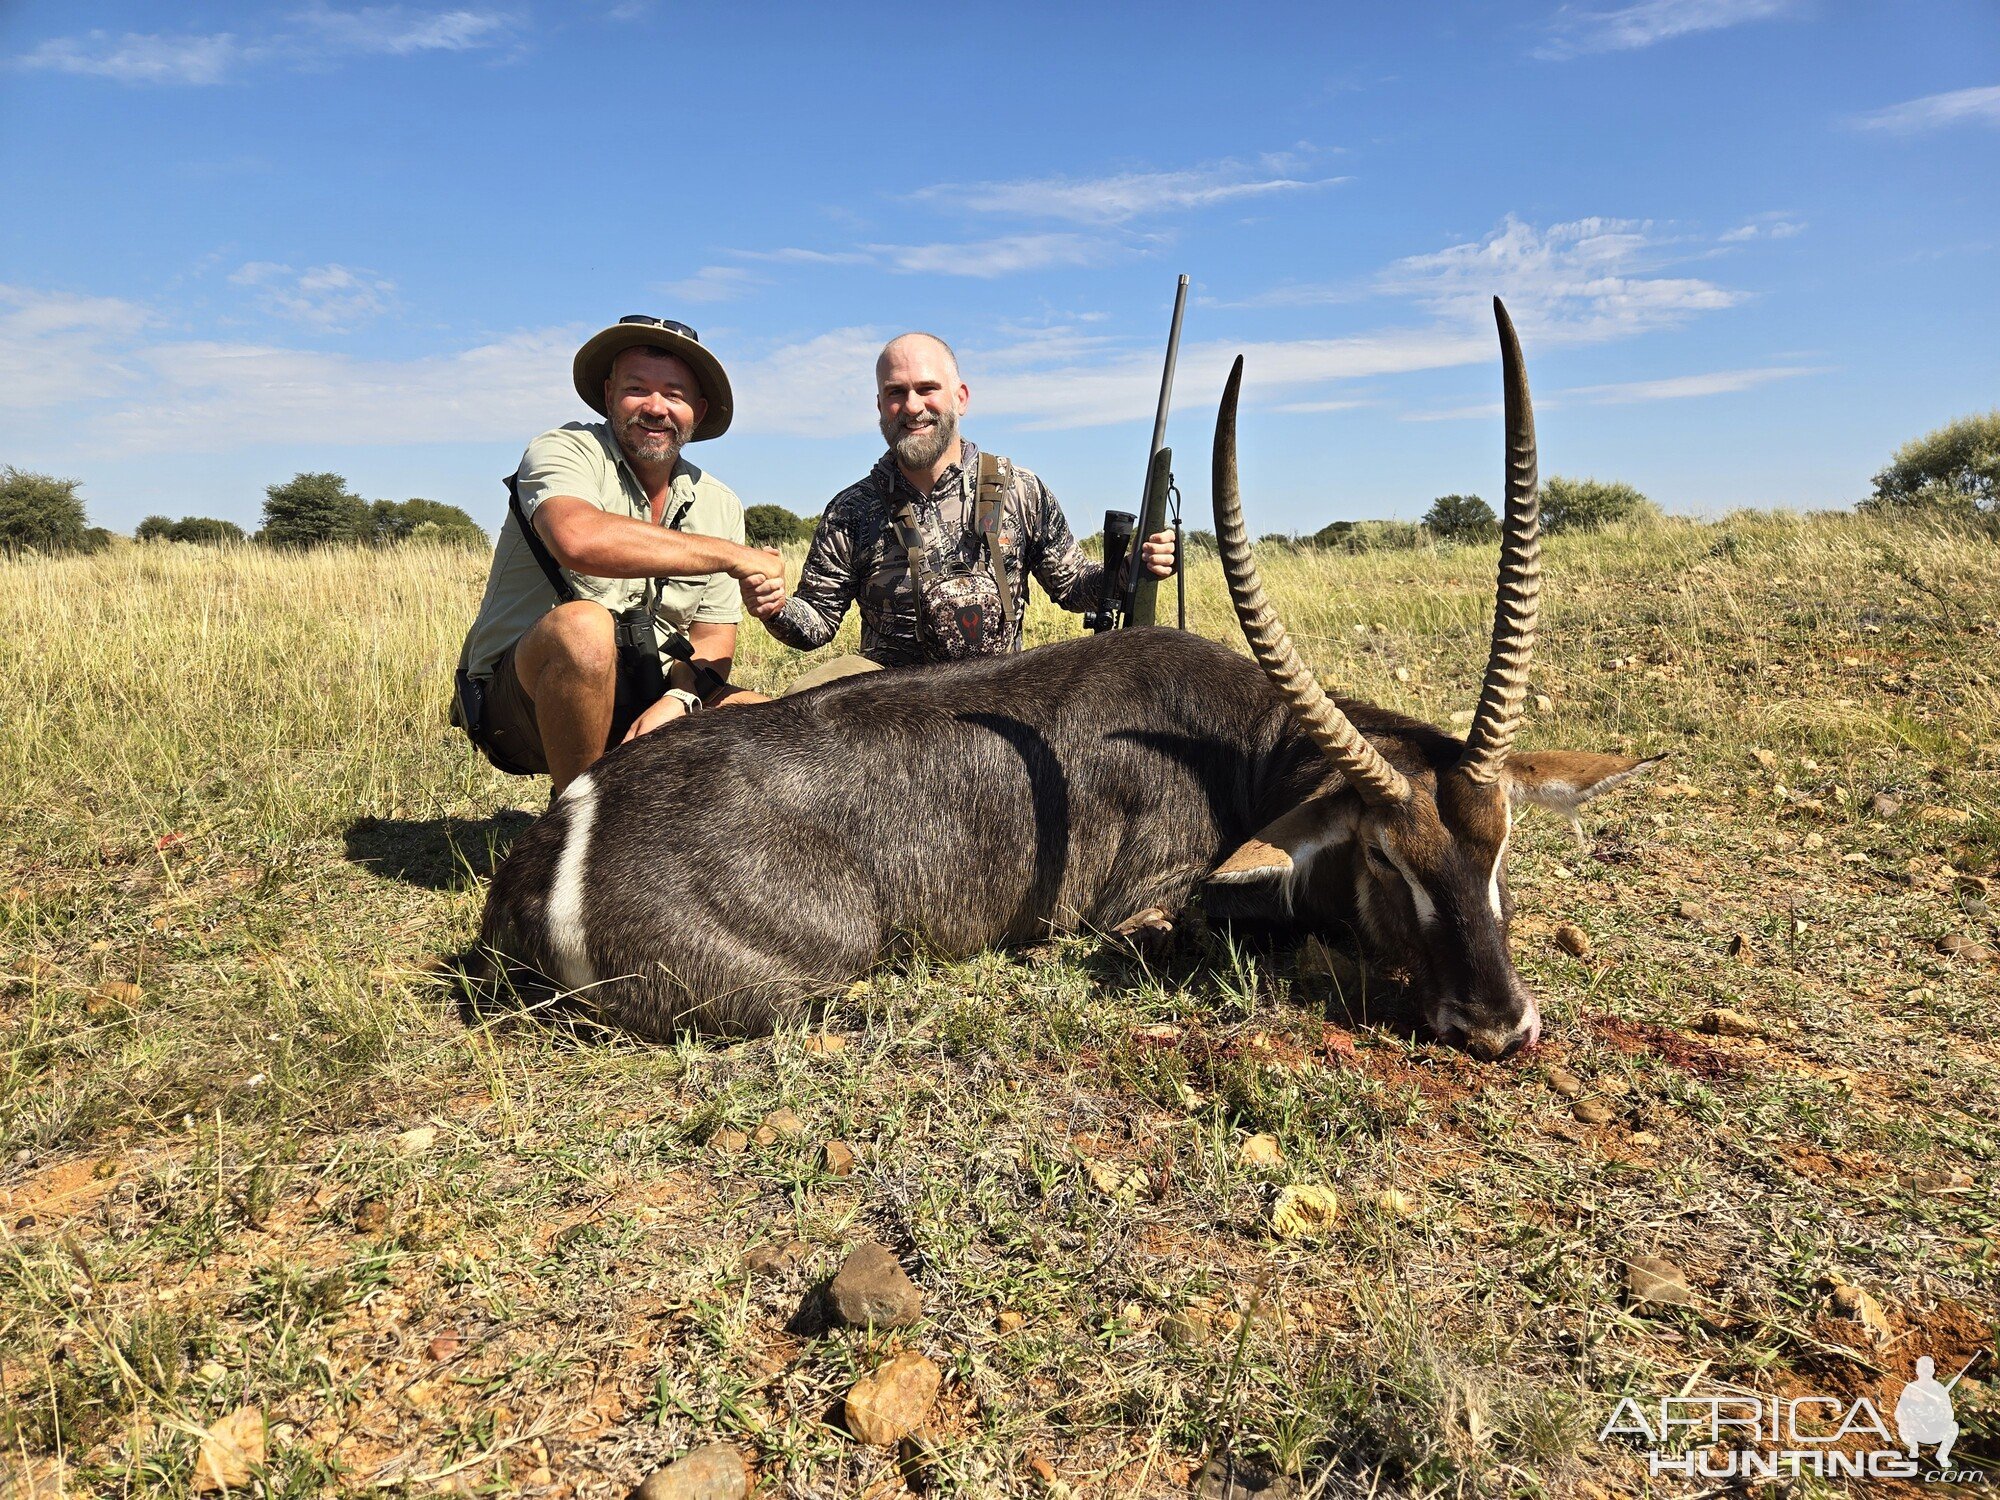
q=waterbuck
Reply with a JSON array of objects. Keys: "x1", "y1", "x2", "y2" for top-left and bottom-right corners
[{"x1": 470, "y1": 299, "x2": 1656, "y2": 1058}]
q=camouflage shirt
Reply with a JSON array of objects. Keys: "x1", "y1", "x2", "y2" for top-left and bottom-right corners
[{"x1": 767, "y1": 441, "x2": 1104, "y2": 666}]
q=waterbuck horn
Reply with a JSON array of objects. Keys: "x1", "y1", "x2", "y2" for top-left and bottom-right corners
[
  {"x1": 1213, "y1": 356, "x2": 1413, "y2": 807},
  {"x1": 1456, "y1": 297, "x2": 1542, "y2": 785}
]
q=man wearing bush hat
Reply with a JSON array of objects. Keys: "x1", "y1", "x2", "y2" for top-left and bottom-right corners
[{"x1": 454, "y1": 316, "x2": 787, "y2": 796}]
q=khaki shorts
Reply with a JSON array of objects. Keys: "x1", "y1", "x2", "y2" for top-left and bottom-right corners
[{"x1": 470, "y1": 636, "x2": 646, "y2": 776}]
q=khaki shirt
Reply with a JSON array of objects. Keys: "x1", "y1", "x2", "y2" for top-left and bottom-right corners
[{"x1": 459, "y1": 422, "x2": 744, "y2": 680}]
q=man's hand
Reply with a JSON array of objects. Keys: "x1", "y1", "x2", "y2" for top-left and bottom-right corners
[
  {"x1": 737, "y1": 545, "x2": 788, "y2": 619},
  {"x1": 1139, "y1": 530, "x2": 1177, "y2": 578},
  {"x1": 621, "y1": 691, "x2": 692, "y2": 744},
  {"x1": 727, "y1": 544, "x2": 784, "y2": 581}
]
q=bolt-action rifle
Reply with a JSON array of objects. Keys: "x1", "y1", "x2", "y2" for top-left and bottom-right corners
[{"x1": 1086, "y1": 274, "x2": 1189, "y2": 632}]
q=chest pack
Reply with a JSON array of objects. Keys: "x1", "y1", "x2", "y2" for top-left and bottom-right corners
[{"x1": 891, "y1": 452, "x2": 1018, "y2": 661}]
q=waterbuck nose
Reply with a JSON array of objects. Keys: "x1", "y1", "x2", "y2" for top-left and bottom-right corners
[{"x1": 1463, "y1": 996, "x2": 1541, "y2": 1061}]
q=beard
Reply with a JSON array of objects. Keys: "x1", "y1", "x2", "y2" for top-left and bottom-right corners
[
  {"x1": 881, "y1": 404, "x2": 958, "y2": 471},
  {"x1": 614, "y1": 409, "x2": 691, "y2": 467}
]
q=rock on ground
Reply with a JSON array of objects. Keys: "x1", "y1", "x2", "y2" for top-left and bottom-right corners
[
  {"x1": 194, "y1": 1406, "x2": 265, "y2": 1493},
  {"x1": 828, "y1": 1242, "x2": 922, "y2": 1329},
  {"x1": 1194, "y1": 1456, "x2": 1302, "y2": 1499},
  {"x1": 1623, "y1": 1254, "x2": 1694, "y2": 1311},
  {"x1": 1270, "y1": 1185, "x2": 1339, "y2": 1241},
  {"x1": 628, "y1": 1444, "x2": 748, "y2": 1500},
  {"x1": 845, "y1": 1352, "x2": 941, "y2": 1447}
]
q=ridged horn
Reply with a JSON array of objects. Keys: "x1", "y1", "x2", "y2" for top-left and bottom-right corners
[
  {"x1": 1456, "y1": 298, "x2": 1542, "y2": 784},
  {"x1": 1213, "y1": 356, "x2": 1412, "y2": 807}
]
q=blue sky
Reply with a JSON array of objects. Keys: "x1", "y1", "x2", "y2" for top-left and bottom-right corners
[{"x1": 2, "y1": 1, "x2": 1996, "y2": 536}]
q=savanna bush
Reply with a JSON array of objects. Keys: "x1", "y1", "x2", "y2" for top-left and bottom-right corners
[
  {"x1": 744, "y1": 503, "x2": 812, "y2": 547},
  {"x1": 1539, "y1": 475, "x2": 1659, "y2": 534},
  {"x1": 1862, "y1": 410, "x2": 1999, "y2": 521},
  {"x1": 1309, "y1": 518, "x2": 1430, "y2": 553},
  {"x1": 260, "y1": 472, "x2": 371, "y2": 549},
  {"x1": 139, "y1": 515, "x2": 246, "y2": 545},
  {"x1": 1423, "y1": 493, "x2": 1498, "y2": 544},
  {"x1": 369, "y1": 498, "x2": 486, "y2": 548},
  {"x1": 0, "y1": 467, "x2": 106, "y2": 555},
  {"x1": 171, "y1": 517, "x2": 247, "y2": 544}
]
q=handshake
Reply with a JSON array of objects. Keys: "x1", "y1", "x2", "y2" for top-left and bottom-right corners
[{"x1": 732, "y1": 546, "x2": 787, "y2": 621}]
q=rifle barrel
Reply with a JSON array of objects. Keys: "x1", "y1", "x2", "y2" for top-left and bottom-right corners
[{"x1": 1147, "y1": 274, "x2": 1190, "y2": 470}]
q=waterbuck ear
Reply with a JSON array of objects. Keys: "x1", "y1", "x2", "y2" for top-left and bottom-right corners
[
  {"x1": 1207, "y1": 798, "x2": 1353, "y2": 888},
  {"x1": 1505, "y1": 751, "x2": 1664, "y2": 814},
  {"x1": 1505, "y1": 751, "x2": 1664, "y2": 848}
]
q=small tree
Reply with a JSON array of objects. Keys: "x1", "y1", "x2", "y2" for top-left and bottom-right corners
[
  {"x1": 369, "y1": 498, "x2": 486, "y2": 547},
  {"x1": 1863, "y1": 410, "x2": 2000, "y2": 517},
  {"x1": 168, "y1": 517, "x2": 246, "y2": 545},
  {"x1": 744, "y1": 503, "x2": 811, "y2": 547},
  {"x1": 260, "y1": 472, "x2": 370, "y2": 548},
  {"x1": 1539, "y1": 476, "x2": 1657, "y2": 534},
  {"x1": 136, "y1": 514, "x2": 175, "y2": 542},
  {"x1": 1423, "y1": 493, "x2": 1497, "y2": 544},
  {"x1": 0, "y1": 467, "x2": 103, "y2": 555},
  {"x1": 1309, "y1": 519, "x2": 1428, "y2": 553}
]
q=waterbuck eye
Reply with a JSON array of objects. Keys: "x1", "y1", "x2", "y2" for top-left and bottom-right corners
[{"x1": 1366, "y1": 844, "x2": 1396, "y2": 870}]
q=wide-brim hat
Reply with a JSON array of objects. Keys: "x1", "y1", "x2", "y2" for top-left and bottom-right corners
[{"x1": 573, "y1": 315, "x2": 733, "y2": 442}]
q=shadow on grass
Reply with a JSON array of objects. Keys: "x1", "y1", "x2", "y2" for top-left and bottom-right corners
[
  {"x1": 342, "y1": 810, "x2": 535, "y2": 891},
  {"x1": 1074, "y1": 909, "x2": 1429, "y2": 1042}
]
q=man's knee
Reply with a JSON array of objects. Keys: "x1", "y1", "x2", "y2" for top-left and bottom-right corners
[{"x1": 523, "y1": 601, "x2": 618, "y2": 687}]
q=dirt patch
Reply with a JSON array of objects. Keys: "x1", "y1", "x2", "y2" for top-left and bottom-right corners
[
  {"x1": 1582, "y1": 1012, "x2": 1748, "y2": 1079},
  {"x1": 0, "y1": 1156, "x2": 117, "y2": 1228}
]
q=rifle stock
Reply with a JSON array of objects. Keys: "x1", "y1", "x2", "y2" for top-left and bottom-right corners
[{"x1": 1125, "y1": 445, "x2": 1174, "y2": 626}]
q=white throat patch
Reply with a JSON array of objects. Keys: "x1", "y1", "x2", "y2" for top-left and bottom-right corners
[{"x1": 1488, "y1": 809, "x2": 1512, "y2": 920}]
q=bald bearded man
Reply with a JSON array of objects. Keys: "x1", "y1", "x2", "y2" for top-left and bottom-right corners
[{"x1": 757, "y1": 332, "x2": 1175, "y2": 690}]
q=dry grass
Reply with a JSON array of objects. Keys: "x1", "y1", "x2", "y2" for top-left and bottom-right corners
[{"x1": 2, "y1": 512, "x2": 1996, "y2": 1498}]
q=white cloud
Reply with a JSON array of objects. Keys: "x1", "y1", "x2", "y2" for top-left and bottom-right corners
[
  {"x1": 0, "y1": 212, "x2": 1757, "y2": 455},
  {"x1": 0, "y1": 285, "x2": 156, "y2": 410},
  {"x1": 1718, "y1": 215, "x2": 1805, "y2": 242},
  {"x1": 1275, "y1": 398, "x2": 1373, "y2": 414},
  {"x1": 1565, "y1": 364, "x2": 1828, "y2": 402},
  {"x1": 655, "y1": 265, "x2": 761, "y2": 304},
  {"x1": 730, "y1": 329, "x2": 884, "y2": 439},
  {"x1": 1854, "y1": 83, "x2": 2000, "y2": 135},
  {"x1": 1537, "y1": 0, "x2": 1795, "y2": 60},
  {"x1": 1379, "y1": 215, "x2": 1742, "y2": 342},
  {"x1": 1403, "y1": 403, "x2": 1504, "y2": 423},
  {"x1": 913, "y1": 161, "x2": 1346, "y2": 226},
  {"x1": 733, "y1": 247, "x2": 876, "y2": 267},
  {"x1": 293, "y1": 4, "x2": 517, "y2": 56},
  {"x1": 11, "y1": 30, "x2": 248, "y2": 85},
  {"x1": 876, "y1": 233, "x2": 1113, "y2": 278},
  {"x1": 230, "y1": 262, "x2": 397, "y2": 329},
  {"x1": 124, "y1": 330, "x2": 578, "y2": 451},
  {"x1": 8, "y1": 8, "x2": 516, "y2": 84},
  {"x1": 734, "y1": 233, "x2": 1118, "y2": 279},
  {"x1": 972, "y1": 327, "x2": 1495, "y2": 432}
]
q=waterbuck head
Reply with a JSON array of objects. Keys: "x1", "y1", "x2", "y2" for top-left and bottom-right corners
[{"x1": 1205, "y1": 298, "x2": 1658, "y2": 1060}]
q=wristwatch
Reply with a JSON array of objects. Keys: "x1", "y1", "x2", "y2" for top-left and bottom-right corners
[{"x1": 663, "y1": 688, "x2": 703, "y2": 716}]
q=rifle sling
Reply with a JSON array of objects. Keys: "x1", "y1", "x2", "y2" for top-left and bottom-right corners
[{"x1": 503, "y1": 473, "x2": 724, "y2": 697}]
